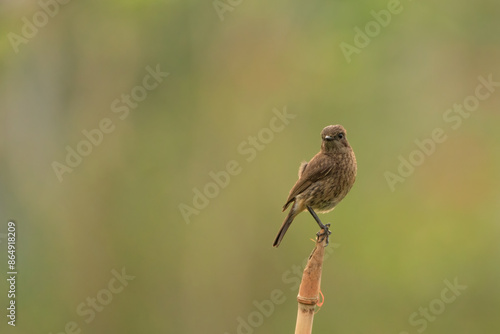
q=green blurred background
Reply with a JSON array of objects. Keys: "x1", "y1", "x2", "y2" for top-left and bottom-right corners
[{"x1": 1, "y1": 0, "x2": 499, "y2": 333}]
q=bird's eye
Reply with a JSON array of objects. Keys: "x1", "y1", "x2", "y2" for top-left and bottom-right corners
[{"x1": 338, "y1": 133, "x2": 344, "y2": 139}]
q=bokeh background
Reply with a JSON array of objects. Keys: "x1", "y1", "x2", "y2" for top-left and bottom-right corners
[{"x1": 1, "y1": 0, "x2": 499, "y2": 333}]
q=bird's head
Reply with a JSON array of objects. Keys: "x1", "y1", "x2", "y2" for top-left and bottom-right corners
[{"x1": 321, "y1": 125, "x2": 350, "y2": 152}]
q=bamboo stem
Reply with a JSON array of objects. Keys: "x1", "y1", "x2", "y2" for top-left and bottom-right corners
[{"x1": 294, "y1": 230, "x2": 327, "y2": 334}]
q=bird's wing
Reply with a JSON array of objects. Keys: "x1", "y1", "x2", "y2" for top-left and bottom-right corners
[
  {"x1": 282, "y1": 153, "x2": 333, "y2": 210},
  {"x1": 298, "y1": 161, "x2": 308, "y2": 177}
]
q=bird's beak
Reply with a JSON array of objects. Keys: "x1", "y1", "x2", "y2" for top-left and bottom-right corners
[{"x1": 325, "y1": 135, "x2": 333, "y2": 141}]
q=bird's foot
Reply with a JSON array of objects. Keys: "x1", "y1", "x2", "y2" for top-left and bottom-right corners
[{"x1": 316, "y1": 223, "x2": 331, "y2": 246}]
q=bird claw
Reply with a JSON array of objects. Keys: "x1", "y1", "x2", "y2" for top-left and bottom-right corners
[{"x1": 316, "y1": 223, "x2": 331, "y2": 245}]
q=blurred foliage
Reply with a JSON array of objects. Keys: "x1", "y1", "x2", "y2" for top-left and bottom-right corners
[{"x1": 1, "y1": 0, "x2": 500, "y2": 333}]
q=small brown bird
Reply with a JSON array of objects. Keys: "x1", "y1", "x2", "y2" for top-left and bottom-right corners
[{"x1": 273, "y1": 125, "x2": 357, "y2": 247}]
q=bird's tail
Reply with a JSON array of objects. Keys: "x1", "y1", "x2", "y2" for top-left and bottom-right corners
[{"x1": 273, "y1": 206, "x2": 297, "y2": 248}]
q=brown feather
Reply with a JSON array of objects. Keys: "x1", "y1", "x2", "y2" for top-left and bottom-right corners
[{"x1": 282, "y1": 152, "x2": 335, "y2": 210}]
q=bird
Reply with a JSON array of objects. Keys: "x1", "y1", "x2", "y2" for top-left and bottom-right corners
[{"x1": 272, "y1": 125, "x2": 357, "y2": 247}]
